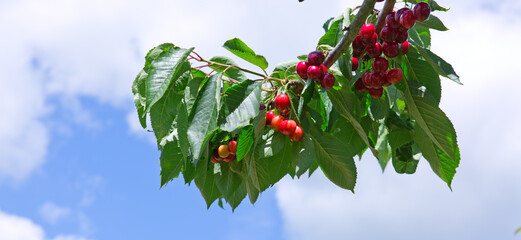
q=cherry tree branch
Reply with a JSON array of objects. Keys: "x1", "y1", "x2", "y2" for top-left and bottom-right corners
[
  {"x1": 375, "y1": 0, "x2": 396, "y2": 34},
  {"x1": 323, "y1": 0, "x2": 377, "y2": 68}
]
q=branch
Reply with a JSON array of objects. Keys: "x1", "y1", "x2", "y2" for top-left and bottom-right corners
[
  {"x1": 375, "y1": 0, "x2": 396, "y2": 34},
  {"x1": 323, "y1": 0, "x2": 377, "y2": 68}
]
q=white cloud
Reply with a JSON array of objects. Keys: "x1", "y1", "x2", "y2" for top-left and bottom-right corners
[
  {"x1": 52, "y1": 235, "x2": 91, "y2": 240},
  {"x1": 0, "y1": 210, "x2": 45, "y2": 240},
  {"x1": 276, "y1": 1, "x2": 521, "y2": 239},
  {"x1": 39, "y1": 202, "x2": 71, "y2": 225},
  {"x1": 0, "y1": 210, "x2": 89, "y2": 240}
]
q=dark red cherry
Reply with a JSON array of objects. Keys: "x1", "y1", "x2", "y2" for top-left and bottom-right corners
[{"x1": 413, "y1": 2, "x2": 431, "y2": 22}]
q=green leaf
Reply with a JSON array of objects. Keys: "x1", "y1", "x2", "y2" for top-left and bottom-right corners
[
  {"x1": 160, "y1": 139, "x2": 184, "y2": 187},
  {"x1": 187, "y1": 73, "x2": 222, "y2": 160},
  {"x1": 327, "y1": 87, "x2": 378, "y2": 157},
  {"x1": 150, "y1": 71, "x2": 190, "y2": 145},
  {"x1": 215, "y1": 163, "x2": 243, "y2": 202},
  {"x1": 270, "y1": 61, "x2": 299, "y2": 80},
  {"x1": 375, "y1": 124, "x2": 392, "y2": 171},
  {"x1": 369, "y1": 95, "x2": 389, "y2": 121},
  {"x1": 175, "y1": 100, "x2": 190, "y2": 158},
  {"x1": 400, "y1": 82, "x2": 460, "y2": 187},
  {"x1": 318, "y1": 16, "x2": 343, "y2": 47},
  {"x1": 408, "y1": 0, "x2": 449, "y2": 12},
  {"x1": 245, "y1": 176, "x2": 260, "y2": 204},
  {"x1": 223, "y1": 38, "x2": 269, "y2": 70},
  {"x1": 236, "y1": 126, "x2": 254, "y2": 162},
  {"x1": 218, "y1": 80, "x2": 261, "y2": 132},
  {"x1": 392, "y1": 142, "x2": 420, "y2": 174},
  {"x1": 414, "y1": 45, "x2": 462, "y2": 84},
  {"x1": 322, "y1": 17, "x2": 334, "y2": 32},
  {"x1": 515, "y1": 227, "x2": 521, "y2": 235},
  {"x1": 429, "y1": 1, "x2": 449, "y2": 12},
  {"x1": 416, "y1": 15, "x2": 448, "y2": 31},
  {"x1": 293, "y1": 132, "x2": 316, "y2": 177},
  {"x1": 251, "y1": 131, "x2": 292, "y2": 191},
  {"x1": 194, "y1": 147, "x2": 222, "y2": 208},
  {"x1": 310, "y1": 126, "x2": 357, "y2": 191},
  {"x1": 209, "y1": 56, "x2": 248, "y2": 82},
  {"x1": 253, "y1": 109, "x2": 266, "y2": 139},
  {"x1": 318, "y1": 11, "x2": 353, "y2": 79},
  {"x1": 298, "y1": 80, "x2": 315, "y2": 120},
  {"x1": 331, "y1": 117, "x2": 366, "y2": 158},
  {"x1": 409, "y1": 24, "x2": 431, "y2": 49},
  {"x1": 132, "y1": 70, "x2": 148, "y2": 129},
  {"x1": 184, "y1": 74, "x2": 204, "y2": 114},
  {"x1": 403, "y1": 49, "x2": 442, "y2": 103},
  {"x1": 142, "y1": 44, "x2": 194, "y2": 113}
]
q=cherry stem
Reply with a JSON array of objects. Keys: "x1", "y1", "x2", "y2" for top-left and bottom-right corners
[
  {"x1": 375, "y1": 0, "x2": 397, "y2": 35},
  {"x1": 323, "y1": 0, "x2": 378, "y2": 69}
]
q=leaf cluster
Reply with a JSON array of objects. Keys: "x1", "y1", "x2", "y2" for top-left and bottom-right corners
[{"x1": 132, "y1": 3, "x2": 460, "y2": 210}]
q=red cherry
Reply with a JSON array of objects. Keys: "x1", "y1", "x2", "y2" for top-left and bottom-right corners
[
  {"x1": 372, "y1": 57, "x2": 389, "y2": 73},
  {"x1": 307, "y1": 65, "x2": 324, "y2": 81},
  {"x1": 363, "y1": 72, "x2": 380, "y2": 89},
  {"x1": 363, "y1": 32, "x2": 378, "y2": 47},
  {"x1": 307, "y1": 51, "x2": 325, "y2": 66},
  {"x1": 399, "y1": 10, "x2": 416, "y2": 29},
  {"x1": 413, "y1": 2, "x2": 431, "y2": 22},
  {"x1": 290, "y1": 126, "x2": 304, "y2": 142},
  {"x1": 352, "y1": 57, "x2": 359, "y2": 71},
  {"x1": 274, "y1": 94, "x2": 290, "y2": 111},
  {"x1": 223, "y1": 154, "x2": 236, "y2": 163},
  {"x1": 359, "y1": 23, "x2": 376, "y2": 41},
  {"x1": 366, "y1": 42, "x2": 382, "y2": 58},
  {"x1": 266, "y1": 110, "x2": 275, "y2": 126},
  {"x1": 382, "y1": 41, "x2": 400, "y2": 58},
  {"x1": 386, "y1": 68, "x2": 404, "y2": 84},
  {"x1": 385, "y1": 12, "x2": 400, "y2": 28},
  {"x1": 380, "y1": 26, "x2": 397, "y2": 43},
  {"x1": 373, "y1": 72, "x2": 387, "y2": 87},
  {"x1": 296, "y1": 61, "x2": 309, "y2": 79},
  {"x1": 369, "y1": 88, "x2": 384, "y2": 99},
  {"x1": 352, "y1": 35, "x2": 364, "y2": 51},
  {"x1": 211, "y1": 156, "x2": 220, "y2": 164},
  {"x1": 362, "y1": 72, "x2": 371, "y2": 88},
  {"x1": 396, "y1": 31, "x2": 408, "y2": 43},
  {"x1": 259, "y1": 103, "x2": 266, "y2": 110},
  {"x1": 279, "y1": 120, "x2": 288, "y2": 134},
  {"x1": 271, "y1": 115, "x2": 285, "y2": 131},
  {"x1": 395, "y1": 8, "x2": 408, "y2": 22},
  {"x1": 320, "y1": 64, "x2": 328, "y2": 75},
  {"x1": 354, "y1": 78, "x2": 367, "y2": 93},
  {"x1": 321, "y1": 73, "x2": 336, "y2": 90},
  {"x1": 397, "y1": 25, "x2": 408, "y2": 33},
  {"x1": 280, "y1": 120, "x2": 297, "y2": 136},
  {"x1": 228, "y1": 140, "x2": 237, "y2": 155},
  {"x1": 402, "y1": 41, "x2": 410, "y2": 55},
  {"x1": 353, "y1": 49, "x2": 364, "y2": 58},
  {"x1": 382, "y1": 71, "x2": 392, "y2": 87}
]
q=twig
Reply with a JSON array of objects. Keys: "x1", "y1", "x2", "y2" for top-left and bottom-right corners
[
  {"x1": 323, "y1": 0, "x2": 378, "y2": 68},
  {"x1": 375, "y1": 0, "x2": 396, "y2": 35}
]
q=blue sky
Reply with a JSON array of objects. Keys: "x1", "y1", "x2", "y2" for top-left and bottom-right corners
[{"x1": 1, "y1": 0, "x2": 521, "y2": 239}]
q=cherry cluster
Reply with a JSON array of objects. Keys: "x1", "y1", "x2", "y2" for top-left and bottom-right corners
[
  {"x1": 211, "y1": 140, "x2": 237, "y2": 164},
  {"x1": 352, "y1": 2, "x2": 431, "y2": 99},
  {"x1": 265, "y1": 94, "x2": 304, "y2": 142},
  {"x1": 296, "y1": 51, "x2": 336, "y2": 90}
]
